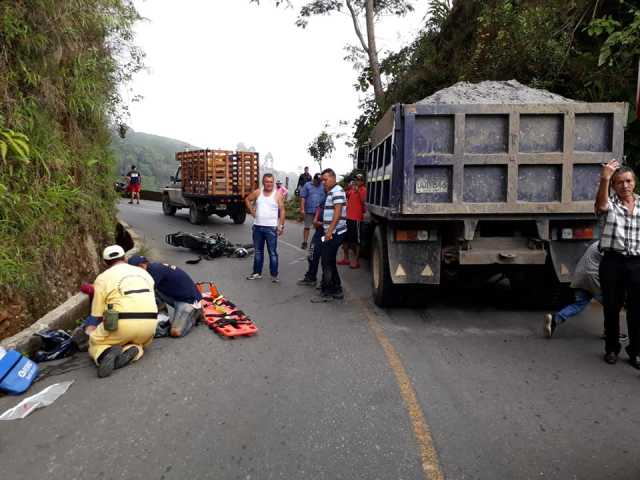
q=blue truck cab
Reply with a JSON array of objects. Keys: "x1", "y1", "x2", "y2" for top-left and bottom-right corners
[{"x1": 360, "y1": 85, "x2": 628, "y2": 306}]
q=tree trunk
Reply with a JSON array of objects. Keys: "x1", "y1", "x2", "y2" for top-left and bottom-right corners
[{"x1": 365, "y1": 0, "x2": 384, "y2": 108}]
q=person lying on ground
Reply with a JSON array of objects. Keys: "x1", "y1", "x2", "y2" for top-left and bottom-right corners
[
  {"x1": 544, "y1": 241, "x2": 627, "y2": 341},
  {"x1": 86, "y1": 245, "x2": 158, "y2": 378},
  {"x1": 128, "y1": 255, "x2": 202, "y2": 338}
]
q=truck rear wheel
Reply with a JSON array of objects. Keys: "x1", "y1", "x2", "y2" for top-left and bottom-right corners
[
  {"x1": 162, "y1": 196, "x2": 176, "y2": 216},
  {"x1": 371, "y1": 226, "x2": 396, "y2": 307},
  {"x1": 231, "y1": 209, "x2": 246, "y2": 225},
  {"x1": 189, "y1": 203, "x2": 206, "y2": 225}
]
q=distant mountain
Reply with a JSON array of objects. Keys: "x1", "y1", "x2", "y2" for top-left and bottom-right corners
[{"x1": 110, "y1": 129, "x2": 199, "y2": 191}]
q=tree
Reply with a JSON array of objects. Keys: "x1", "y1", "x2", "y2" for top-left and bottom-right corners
[
  {"x1": 250, "y1": 0, "x2": 413, "y2": 109},
  {"x1": 307, "y1": 131, "x2": 335, "y2": 172}
]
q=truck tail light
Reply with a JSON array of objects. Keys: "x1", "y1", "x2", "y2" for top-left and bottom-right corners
[
  {"x1": 559, "y1": 227, "x2": 594, "y2": 240},
  {"x1": 395, "y1": 229, "x2": 431, "y2": 242},
  {"x1": 572, "y1": 227, "x2": 594, "y2": 239}
]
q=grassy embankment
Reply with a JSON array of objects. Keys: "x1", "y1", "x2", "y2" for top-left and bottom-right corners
[{"x1": 0, "y1": 1, "x2": 142, "y2": 339}]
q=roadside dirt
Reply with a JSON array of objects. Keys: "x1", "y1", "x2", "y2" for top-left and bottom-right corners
[{"x1": 0, "y1": 230, "x2": 104, "y2": 341}]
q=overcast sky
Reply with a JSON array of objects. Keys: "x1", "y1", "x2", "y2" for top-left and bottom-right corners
[{"x1": 126, "y1": 0, "x2": 429, "y2": 175}]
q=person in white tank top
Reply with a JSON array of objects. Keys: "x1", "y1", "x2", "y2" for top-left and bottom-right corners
[{"x1": 244, "y1": 174, "x2": 286, "y2": 281}]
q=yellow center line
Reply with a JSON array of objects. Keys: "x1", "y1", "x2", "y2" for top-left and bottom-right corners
[
  {"x1": 278, "y1": 240, "x2": 444, "y2": 479},
  {"x1": 351, "y1": 294, "x2": 445, "y2": 480}
]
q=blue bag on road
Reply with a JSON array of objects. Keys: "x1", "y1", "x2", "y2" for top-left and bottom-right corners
[{"x1": 0, "y1": 347, "x2": 39, "y2": 395}]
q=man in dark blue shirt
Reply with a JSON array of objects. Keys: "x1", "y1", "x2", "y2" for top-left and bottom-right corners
[
  {"x1": 128, "y1": 256, "x2": 201, "y2": 337},
  {"x1": 299, "y1": 173, "x2": 326, "y2": 249}
]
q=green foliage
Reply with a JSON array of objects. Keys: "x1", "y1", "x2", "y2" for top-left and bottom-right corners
[
  {"x1": 355, "y1": 0, "x2": 640, "y2": 169},
  {"x1": 307, "y1": 131, "x2": 336, "y2": 172},
  {"x1": 588, "y1": 3, "x2": 640, "y2": 67},
  {"x1": 0, "y1": 0, "x2": 142, "y2": 292}
]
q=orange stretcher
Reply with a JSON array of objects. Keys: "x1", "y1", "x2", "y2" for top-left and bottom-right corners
[{"x1": 196, "y1": 282, "x2": 258, "y2": 338}]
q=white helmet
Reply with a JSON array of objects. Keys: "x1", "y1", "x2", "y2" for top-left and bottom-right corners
[{"x1": 102, "y1": 245, "x2": 125, "y2": 261}]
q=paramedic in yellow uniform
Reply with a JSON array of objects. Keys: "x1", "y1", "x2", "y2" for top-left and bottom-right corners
[{"x1": 88, "y1": 245, "x2": 158, "y2": 378}]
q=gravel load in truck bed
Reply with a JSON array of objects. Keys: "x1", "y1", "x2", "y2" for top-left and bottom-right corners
[{"x1": 418, "y1": 80, "x2": 575, "y2": 105}]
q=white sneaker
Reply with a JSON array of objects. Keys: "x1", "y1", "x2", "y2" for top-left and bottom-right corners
[
  {"x1": 271, "y1": 277, "x2": 279, "y2": 283},
  {"x1": 246, "y1": 273, "x2": 262, "y2": 280}
]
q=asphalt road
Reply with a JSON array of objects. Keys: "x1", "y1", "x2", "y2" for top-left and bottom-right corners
[{"x1": 2, "y1": 199, "x2": 640, "y2": 480}]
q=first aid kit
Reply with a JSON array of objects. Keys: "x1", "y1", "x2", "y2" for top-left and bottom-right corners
[{"x1": 0, "y1": 347, "x2": 39, "y2": 395}]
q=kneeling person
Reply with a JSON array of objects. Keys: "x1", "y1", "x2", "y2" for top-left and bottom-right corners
[
  {"x1": 128, "y1": 256, "x2": 202, "y2": 337},
  {"x1": 89, "y1": 245, "x2": 158, "y2": 378}
]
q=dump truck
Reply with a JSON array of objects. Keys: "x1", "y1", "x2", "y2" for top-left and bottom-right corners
[
  {"x1": 361, "y1": 81, "x2": 628, "y2": 307},
  {"x1": 162, "y1": 149, "x2": 259, "y2": 225}
]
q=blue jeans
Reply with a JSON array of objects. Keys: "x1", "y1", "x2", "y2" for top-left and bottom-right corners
[
  {"x1": 252, "y1": 225, "x2": 278, "y2": 277},
  {"x1": 304, "y1": 228, "x2": 324, "y2": 281},
  {"x1": 555, "y1": 289, "x2": 596, "y2": 323}
]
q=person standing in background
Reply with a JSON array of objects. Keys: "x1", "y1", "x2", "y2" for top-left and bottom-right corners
[
  {"x1": 245, "y1": 173, "x2": 286, "y2": 283},
  {"x1": 338, "y1": 173, "x2": 367, "y2": 269},
  {"x1": 299, "y1": 173, "x2": 325, "y2": 249},
  {"x1": 276, "y1": 179, "x2": 288, "y2": 200},
  {"x1": 295, "y1": 166, "x2": 312, "y2": 197},
  {"x1": 126, "y1": 165, "x2": 142, "y2": 205}
]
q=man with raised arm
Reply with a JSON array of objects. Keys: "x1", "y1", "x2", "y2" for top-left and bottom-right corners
[
  {"x1": 595, "y1": 159, "x2": 640, "y2": 367},
  {"x1": 245, "y1": 173, "x2": 286, "y2": 283}
]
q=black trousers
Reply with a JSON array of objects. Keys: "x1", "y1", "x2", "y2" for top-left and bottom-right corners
[
  {"x1": 600, "y1": 252, "x2": 640, "y2": 355},
  {"x1": 320, "y1": 232, "x2": 345, "y2": 295}
]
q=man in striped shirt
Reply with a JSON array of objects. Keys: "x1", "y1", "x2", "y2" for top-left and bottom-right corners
[
  {"x1": 595, "y1": 159, "x2": 640, "y2": 367},
  {"x1": 311, "y1": 168, "x2": 347, "y2": 303}
]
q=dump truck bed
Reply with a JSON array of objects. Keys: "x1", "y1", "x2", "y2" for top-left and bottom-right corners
[
  {"x1": 177, "y1": 150, "x2": 259, "y2": 198},
  {"x1": 366, "y1": 99, "x2": 627, "y2": 217}
]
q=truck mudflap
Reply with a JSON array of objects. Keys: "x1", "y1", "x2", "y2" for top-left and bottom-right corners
[
  {"x1": 386, "y1": 227, "x2": 441, "y2": 285},
  {"x1": 548, "y1": 240, "x2": 593, "y2": 283}
]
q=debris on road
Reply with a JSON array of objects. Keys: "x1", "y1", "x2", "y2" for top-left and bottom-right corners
[
  {"x1": 197, "y1": 282, "x2": 258, "y2": 339},
  {"x1": 32, "y1": 330, "x2": 76, "y2": 362},
  {"x1": 166, "y1": 231, "x2": 254, "y2": 262},
  {"x1": 0, "y1": 381, "x2": 74, "y2": 420}
]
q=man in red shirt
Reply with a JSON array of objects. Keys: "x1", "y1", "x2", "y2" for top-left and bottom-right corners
[{"x1": 338, "y1": 173, "x2": 366, "y2": 269}]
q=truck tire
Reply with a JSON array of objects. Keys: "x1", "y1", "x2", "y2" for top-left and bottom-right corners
[
  {"x1": 231, "y1": 209, "x2": 246, "y2": 225},
  {"x1": 371, "y1": 226, "x2": 396, "y2": 307},
  {"x1": 162, "y1": 196, "x2": 176, "y2": 216},
  {"x1": 189, "y1": 203, "x2": 206, "y2": 225}
]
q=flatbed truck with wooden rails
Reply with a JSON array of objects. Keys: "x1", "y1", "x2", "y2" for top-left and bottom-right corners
[{"x1": 162, "y1": 149, "x2": 259, "y2": 225}]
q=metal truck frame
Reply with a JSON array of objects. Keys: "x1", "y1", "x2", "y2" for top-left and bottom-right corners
[{"x1": 363, "y1": 101, "x2": 628, "y2": 307}]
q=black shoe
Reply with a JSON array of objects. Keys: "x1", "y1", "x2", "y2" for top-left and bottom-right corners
[
  {"x1": 544, "y1": 314, "x2": 557, "y2": 339},
  {"x1": 301, "y1": 242, "x2": 308, "y2": 250},
  {"x1": 297, "y1": 278, "x2": 316, "y2": 286},
  {"x1": 332, "y1": 291, "x2": 344, "y2": 300},
  {"x1": 97, "y1": 346, "x2": 123, "y2": 378},
  {"x1": 625, "y1": 346, "x2": 640, "y2": 369},
  {"x1": 311, "y1": 294, "x2": 333, "y2": 303},
  {"x1": 128, "y1": 201, "x2": 133, "y2": 204},
  {"x1": 604, "y1": 352, "x2": 618, "y2": 365},
  {"x1": 115, "y1": 346, "x2": 139, "y2": 369}
]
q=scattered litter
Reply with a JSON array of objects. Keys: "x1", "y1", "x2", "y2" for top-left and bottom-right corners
[
  {"x1": 197, "y1": 282, "x2": 258, "y2": 339},
  {"x1": 0, "y1": 348, "x2": 39, "y2": 395},
  {"x1": 419, "y1": 80, "x2": 575, "y2": 105},
  {"x1": 166, "y1": 231, "x2": 254, "y2": 261},
  {"x1": 0, "y1": 381, "x2": 74, "y2": 420},
  {"x1": 32, "y1": 330, "x2": 76, "y2": 362}
]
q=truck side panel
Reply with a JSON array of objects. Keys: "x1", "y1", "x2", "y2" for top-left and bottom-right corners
[{"x1": 400, "y1": 103, "x2": 627, "y2": 216}]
